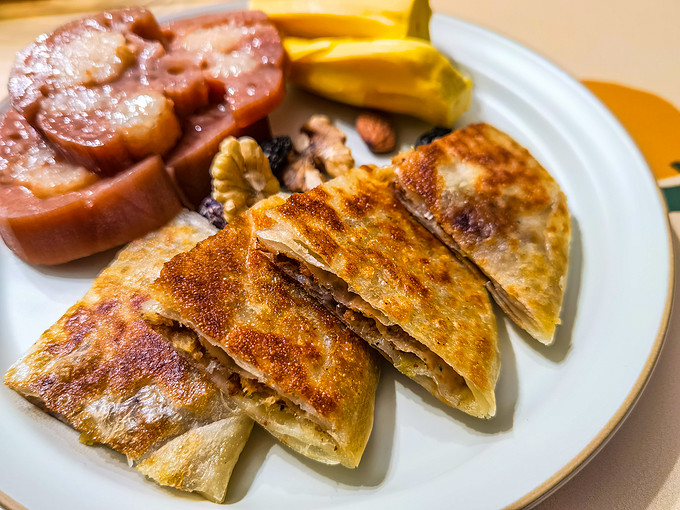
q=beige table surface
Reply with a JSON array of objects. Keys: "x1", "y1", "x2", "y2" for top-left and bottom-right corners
[{"x1": 0, "y1": 1, "x2": 678, "y2": 508}]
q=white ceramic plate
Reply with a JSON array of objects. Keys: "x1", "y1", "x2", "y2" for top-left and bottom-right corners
[{"x1": 0, "y1": 4, "x2": 672, "y2": 509}]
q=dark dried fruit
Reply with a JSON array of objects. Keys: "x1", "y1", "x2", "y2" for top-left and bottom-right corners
[
  {"x1": 415, "y1": 126, "x2": 453, "y2": 148},
  {"x1": 198, "y1": 196, "x2": 226, "y2": 229},
  {"x1": 259, "y1": 136, "x2": 292, "y2": 175}
]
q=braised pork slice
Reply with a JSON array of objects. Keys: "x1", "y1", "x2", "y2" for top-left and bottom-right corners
[
  {"x1": 165, "y1": 11, "x2": 286, "y2": 128},
  {"x1": 0, "y1": 110, "x2": 181, "y2": 265}
]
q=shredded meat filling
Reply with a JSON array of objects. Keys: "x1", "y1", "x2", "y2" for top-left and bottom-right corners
[
  {"x1": 146, "y1": 306, "x2": 336, "y2": 447},
  {"x1": 268, "y1": 253, "x2": 470, "y2": 407}
]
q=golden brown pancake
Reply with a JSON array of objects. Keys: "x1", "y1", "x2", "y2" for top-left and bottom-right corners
[
  {"x1": 150, "y1": 202, "x2": 380, "y2": 468},
  {"x1": 4, "y1": 211, "x2": 252, "y2": 502},
  {"x1": 393, "y1": 123, "x2": 571, "y2": 344},
  {"x1": 257, "y1": 166, "x2": 500, "y2": 419}
]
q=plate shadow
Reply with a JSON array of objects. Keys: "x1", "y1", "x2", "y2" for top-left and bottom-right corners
[
  {"x1": 29, "y1": 246, "x2": 119, "y2": 280},
  {"x1": 225, "y1": 425, "x2": 276, "y2": 504}
]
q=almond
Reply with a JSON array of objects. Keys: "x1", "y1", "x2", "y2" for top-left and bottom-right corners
[{"x1": 356, "y1": 111, "x2": 396, "y2": 153}]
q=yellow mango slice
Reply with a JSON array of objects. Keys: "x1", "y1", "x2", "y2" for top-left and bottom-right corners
[
  {"x1": 249, "y1": 0, "x2": 431, "y2": 40},
  {"x1": 284, "y1": 37, "x2": 472, "y2": 127}
]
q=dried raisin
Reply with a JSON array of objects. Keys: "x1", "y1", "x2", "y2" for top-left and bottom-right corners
[
  {"x1": 259, "y1": 136, "x2": 292, "y2": 175},
  {"x1": 198, "y1": 196, "x2": 226, "y2": 229},
  {"x1": 415, "y1": 127, "x2": 453, "y2": 148}
]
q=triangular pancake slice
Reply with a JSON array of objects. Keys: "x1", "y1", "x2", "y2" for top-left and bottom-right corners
[
  {"x1": 4, "y1": 211, "x2": 252, "y2": 502},
  {"x1": 394, "y1": 123, "x2": 571, "y2": 344},
  {"x1": 149, "y1": 203, "x2": 380, "y2": 468},
  {"x1": 257, "y1": 166, "x2": 499, "y2": 419}
]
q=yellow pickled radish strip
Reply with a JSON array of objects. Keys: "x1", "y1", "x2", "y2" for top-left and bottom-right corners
[
  {"x1": 248, "y1": 0, "x2": 431, "y2": 40},
  {"x1": 284, "y1": 37, "x2": 472, "y2": 127}
]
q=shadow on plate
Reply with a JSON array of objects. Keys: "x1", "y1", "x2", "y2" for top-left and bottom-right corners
[
  {"x1": 537, "y1": 224, "x2": 678, "y2": 509},
  {"x1": 225, "y1": 425, "x2": 277, "y2": 504},
  {"x1": 28, "y1": 246, "x2": 119, "y2": 280}
]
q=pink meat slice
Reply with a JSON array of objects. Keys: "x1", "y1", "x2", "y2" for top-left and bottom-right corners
[
  {"x1": 36, "y1": 86, "x2": 182, "y2": 175},
  {"x1": 10, "y1": 8, "x2": 211, "y2": 175},
  {"x1": 165, "y1": 104, "x2": 272, "y2": 207}
]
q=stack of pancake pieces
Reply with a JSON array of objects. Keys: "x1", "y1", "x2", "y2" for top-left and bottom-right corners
[{"x1": 4, "y1": 122, "x2": 571, "y2": 501}]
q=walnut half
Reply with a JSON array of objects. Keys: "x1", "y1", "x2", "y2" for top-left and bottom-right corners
[
  {"x1": 280, "y1": 115, "x2": 355, "y2": 192},
  {"x1": 210, "y1": 136, "x2": 281, "y2": 223}
]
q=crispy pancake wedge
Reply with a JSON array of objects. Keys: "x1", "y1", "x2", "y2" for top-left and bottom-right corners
[
  {"x1": 257, "y1": 166, "x2": 499, "y2": 419},
  {"x1": 149, "y1": 202, "x2": 380, "y2": 468},
  {"x1": 4, "y1": 211, "x2": 252, "y2": 502},
  {"x1": 393, "y1": 123, "x2": 571, "y2": 344}
]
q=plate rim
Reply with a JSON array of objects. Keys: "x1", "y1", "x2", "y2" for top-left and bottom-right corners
[
  {"x1": 445, "y1": 15, "x2": 677, "y2": 509},
  {"x1": 0, "y1": 5, "x2": 674, "y2": 510},
  {"x1": 0, "y1": 489, "x2": 27, "y2": 510},
  {"x1": 516, "y1": 209, "x2": 673, "y2": 508}
]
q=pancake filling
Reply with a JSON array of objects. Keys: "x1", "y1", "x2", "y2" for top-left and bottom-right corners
[
  {"x1": 143, "y1": 302, "x2": 344, "y2": 465},
  {"x1": 257, "y1": 243, "x2": 477, "y2": 411}
]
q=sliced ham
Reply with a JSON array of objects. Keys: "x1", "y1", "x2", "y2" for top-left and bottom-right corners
[
  {"x1": 9, "y1": 8, "x2": 165, "y2": 120},
  {"x1": 166, "y1": 105, "x2": 271, "y2": 207},
  {"x1": 37, "y1": 87, "x2": 181, "y2": 175}
]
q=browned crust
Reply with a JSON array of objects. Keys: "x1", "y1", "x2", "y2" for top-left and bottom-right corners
[
  {"x1": 4, "y1": 293, "x2": 220, "y2": 459},
  {"x1": 394, "y1": 123, "x2": 571, "y2": 342},
  {"x1": 395, "y1": 123, "x2": 554, "y2": 245},
  {"x1": 260, "y1": 166, "x2": 499, "y2": 414},
  {"x1": 3, "y1": 212, "x2": 227, "y2": 460},
  {"x1": 152, "y1": 210, "x2": 379, "y2": 456}
]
